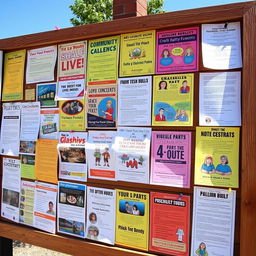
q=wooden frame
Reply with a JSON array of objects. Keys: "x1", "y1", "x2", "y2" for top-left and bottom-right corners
[{"x1": 0, "y1": 1, "x2": 255, "y2": 255}]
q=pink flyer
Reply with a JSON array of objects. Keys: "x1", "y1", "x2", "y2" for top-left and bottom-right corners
[
  {"x1": 150, "y1": 131, "x2": 191, "y2": 188},
  {"x1": 156, "y1": 27, "x2": 199, "y2": 74}
]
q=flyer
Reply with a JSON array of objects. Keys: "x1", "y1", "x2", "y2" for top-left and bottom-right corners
[
  {"x1": 0, "y1": 51, "x2": 3, "y2": 99},
  {"x1": 26, "y1": 45, "x2": 57, "y2": 84},
  {"x1": 58, "y1": 132, "x2": 87, "y2": 182},
  {"x1": 115, "y1": 189, "x2": 149, "y2": 251},
  {"x1": 199, "y1": 72, "x2": 241, "y2": 126},
  {"x1": 58, "y1": 181, "x2": 86, "y2": 238},
  {"x1": 87, "y1": 36, "x2": 120, "y2": 85},
  {"x1": 0, "y1": 103, "x2": 21, "y2": 156},
  {"x1": 2, "y1": 50, "x2": 26, "y2": 101},
  {"x1": 59, "y1": 99, "x2": 86, "y2": 131},
  {"x1": 34, "y1": 182, "x2": 57, "y2": 234},
  {"x1": 36, "y1": 83, "x2": 57, "y2": 108},
  {"x1": 1, "y1": 158, "x2": 21, "y2": 222},
  {"x1": 150, "y1": 192, "x2": 190, "y2": 256},
  {"x1": 152, "y1": 73, "x2": 194, "y2": 126},
  {"x1": 120, "y1": 30, "x2": 155, "y2": 77},
  {"x1": 86, "y1": 186, "x2": 116, "y2": 244},
  {"x1": 57, "y1": 41, "x2": 87, "y2": 99},
  {"x1": 194, "y1": 127, "x2": 239, "y2": 188},
  {"x1": 40, "y1": 108, "x2": 59, "y2": 140},
  {"x1": 202, "y1": 22, "x2": 242, "y2": 69},
  {"x1": 156, "y1": 27, "x2": 199, "y2": 74},
  {"x1": 21, "y1": 154, "x2": 35, "y2": 179},
  {"x1": 87, "y1": 84, "x2": 117, "y2": 128},
  {"x1": 118, "y1": 76, "x2": 152, "y2": 126},
  {"x1": 113, "y1": 127, "x2": 151, "y2": 184},
  {"x1": 87, "y1": 131, "x2": 116, "y2": 180},
  {"x1": 151, "y1": 131, "x2": 191, "y2": 188},
  {"x1": 19, "y1": 180, "x2": 35, "y2": 226},
  {"x1": 191, "y1": 187, "x2": 236, "y2": 256},
  {"x1": 35, "y1": 139, "x2": 58, "y2": 184}
]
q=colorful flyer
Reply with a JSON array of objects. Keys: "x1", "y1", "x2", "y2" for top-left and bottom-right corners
[
  {"x1": 21, "y1": 154, "x2": 36, "y2": 179},
  {"x1": 36, "y1": 83, "x2": 57, "y2": 108},
  {"x1": 59, "y1": 99, "x2": 85, "y2": 131},
  {"x1": 151, "y1": 131, "x2": 191, "y2": 188},
  {"x1": 58, "y1": 132, "x2": 87, "y2": 182},
  {"x1": 113, "y1": 127, "x2": 151, "y2": 184},
  {"x1": 118, "y1": 76, "x2": 152, "y2": 126},
  {"x1": 57, "y1": 41, "x2": 87, "y2": 99},
  {"x1": 152, "y1": 74, "x2": 194, "y2": 126},
  {"x1": 87, "y1": 36, "x2": 119, "y2": 85},
  {"x1": 87, "y1": 131, "x2": 116, "y2": 180},
  {"x1": 191, "y1": 187, "x2": 236, "y2": 256},
  {"x1": 58, "y1": 181, "x2": 86, "y2": 238},
  {"x1": 87, "y1": 84, "x2": 117, "y2": 128},
  {"x1": 0, "y1": 51, "x2": 3, "y2": 99},
  {"x1": 150, "y1": 192, "x2": 190, "y2": 256},
  {"x1": 116, "y1": 189, "x2": 149, "y2": 251},
  {"x1": 2, "y1": 50, "x2": 26, "y2": 101},
  {"x1": 120, "y1": 30, "x2": 155, "y2": 77},
  {"x1": 35, "y1": 139, "x2": 58, "y2": 184},
  {"x1": 26, "y1": 45, "x2": 57, "y2": 84},
  {"x1": 195, "y1": 127, "x2": 239, "y2": 188},
  {"x1": 156, "y1": 27, "x2": 199, "y2": 74},
  {"x1": 86, "y1": 186, "x2": 116, "y2": 244}
]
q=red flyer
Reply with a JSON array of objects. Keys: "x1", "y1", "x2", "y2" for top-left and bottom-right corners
[{"x1": 150, "y1": 192, "x2": 190, "y2": 256}]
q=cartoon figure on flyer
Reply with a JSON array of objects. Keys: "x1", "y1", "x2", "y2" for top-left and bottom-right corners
[
  {"x1": 155, "y1": 108, "x2": 166, "y2": 121},
  {"x1": 102, "y1": 100, "x2": 114, "y2": 121},
  {"x1": 215, "y1": 155, "x2": 232, "y2": 175},
  {"x1": 176, "y1": 228, "x2": 184, "y2": 242},
  {"x1": 121, "y1": 154, "x2": 129, "y2": 164},
  {"x1": 201, "y1": 156, "x2": 215, "y2": 174},
  {"x1": 138, "y1": 155, "x2": 144, "y2": 166},
  {"x1": 102, "y1": 147, "x2": 110, "y2": 167},
  {"x1": 179, "y1": 80, "x2": 190, "y2": 93},
  {"x1": 175, "y1": 109, "x2": 188, "y2": 122},
  {"x1": 160, "y1": 49, "x2": 173, "y2": 66},
  {"x1": 183, "y1": 46, "x2": 194, "y2": 64},
  {"x1": 195, "y1": 242, "x2": 208, "y2": 256},
  {"x1": 126, "y1": 158, "x2": 138, "y2": 169},
  {"x1": 94, "y1": 148, "x2": 101, "y2": 166}
]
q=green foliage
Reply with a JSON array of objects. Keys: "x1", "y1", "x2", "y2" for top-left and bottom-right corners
[{"x1": 70, "y1": 0, "x2": 166, "y2": 26}]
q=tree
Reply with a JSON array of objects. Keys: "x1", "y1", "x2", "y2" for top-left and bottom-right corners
[{"x1": 70, "y1": 0, "x2": 165, "y2": 26}]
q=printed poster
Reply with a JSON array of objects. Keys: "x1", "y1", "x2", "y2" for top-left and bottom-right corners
[
  {"x1": 195, "y1": 127, "x2": 239, "y2": 188},
  {"x1": 19, "y1": 180, "x2": 35, "y2": 226},
  {"x1": 156, "y1": 27, "x2": 199, "y2": 74},
  {"x1": 87, "y1": 131, "x2": 116, "y2": 180},
  {"x1": 87, "y1": 84, "x2": 117, "y2": 128},
  {"x1": 120, "y1": 30, "x2": 155, "y2": 77},
  {"x1": 150, "y1": 192, "x2": 190, "y2": 256},
  {"x1": 0, "y1": 103, "x2": 21, "y2": 156},
  {"x1": 58, "y1": 181, "x2": 86, "y2": 238},
  {"x1": 86, "y1": 186, "x2": 116, "y2": 244},
  {"x1": 40, "y1": 108, "x2": 59, "y2": 140},
  {"x1": 59, "y1": 99, "x2": 85, "y2": 131},
  {"x1": 199, "y1": 72, "x2": 241, "y2": 126},
  {"x1": 116, "y1": 189, "x2": 149, "y2": 251},
  {"x1": 1, "y1": 158, "x2": 21, "y2": 222},
  {"x1": 113, "y1": 127, "x2": 151, "y2": 184},
  {"x1": 118, "y1": 76, "x2": 152, "y2": 126},
  {"x1": 0, "y1": 51, "x2": 3, "y2": 99},
  {"x1": 191, "y1": 187, "x2": 236, "y2": 256},
  {"x1": 26, "y1": 46, "x2": 57, "y2": 84},
  {"x1": 58, "y1": 132, "x2": 87, "y2": 182},
  {"x1": 35, "y1": 139, "x2": 58, "y2": 184},
  {"x1": 57, "y1": 41, "x2": 87, "y2": 99},
  {"x1": 152, "y1": 74, "x2": 194, "y2": 126},
  {"x1": 87, "y1": 36, "x2": 119, "y2": 85},
  {"x1": 34, "y1": 182, "x2": 57, "y2": 234},
  {"x1": 36, "y1": 83, "x2": 57, "y2": 108},
  {"x1": 151, "y1": 131, "x2": 191, "y2": 188},
  {"x1": 2, "y1": 50, "x2": 26, "y2": 101},
  {"x1": 21, "y1": 154, "x2": 35, "y2": 179}
]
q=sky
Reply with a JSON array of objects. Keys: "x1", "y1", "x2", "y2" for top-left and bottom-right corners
[{"x1": 0, "y1": 0, "x2": 252, "y2": 39}]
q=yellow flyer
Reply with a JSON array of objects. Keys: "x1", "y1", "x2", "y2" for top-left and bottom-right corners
[
  {"x1": 120, "y1": 30, "x2": 155, "y2": 77},
  {"x1": 195, "y1": 127, "x2": 240, "y2": 188},
  {"x1": 115, "y1": 189, "x2": 149, "y2": 251},
  {"x1": 59, "y1": 99, "x2": 86, "y2": 131},
  {"x1": 35, "y1": 139, "x2": 58, "y2": 183},
  {"x1": 152, "y1": 73, "x2": 194, "y2": 126},
  {"x1": 87, "y1": 36, "x2": 120, "y2": 85},
  {"x1": 2, "y1": 50, "x2": 26, "y2": 101}
]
